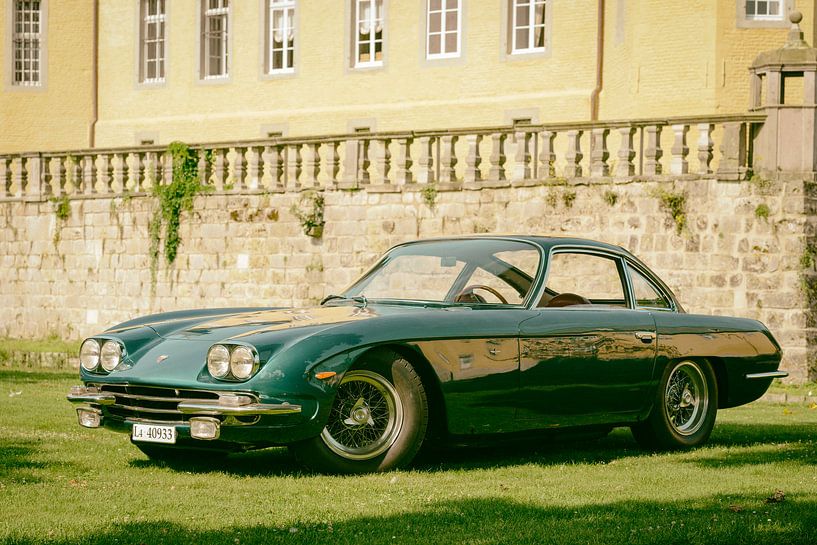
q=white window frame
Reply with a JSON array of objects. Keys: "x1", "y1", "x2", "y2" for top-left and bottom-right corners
[
  {"x1": 267, "y1": 0, "x2": 296, "y2": 74},
  {"x1": 139, "y1": 0, "x2": 167, "y2": 84},
  {"x1": 354, "y1": 0, "x2": 384, "y2": 68},
  {"x1": 737, "y1": 0, "x2": 793, "y2": 28},
  {"x1": 745, "y1": 0, "x2": 784, "y2": 20},
  {"x1": 511, "y1": 0, "x2": 547, "y2": 54},
  {"x1": 201, "y1": 0, "x2": 230, "y2": 80},
  {"x1": 426, "y1": 0, "x2": 461, "y2": 60},
  {"x1": 11, "y1": 0, "x2": 43, "y2": 87}
]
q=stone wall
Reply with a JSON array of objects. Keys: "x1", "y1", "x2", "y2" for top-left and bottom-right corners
[{"x1": 1, "y1": 176, "x2": 813, "y2": 381}]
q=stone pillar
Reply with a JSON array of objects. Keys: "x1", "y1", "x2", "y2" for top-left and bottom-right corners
[
  {"x1": 97, "y1": 154, "x2": 112, "y2": 194},
  {"x1": 264, "y1": 145, "x2": 285, "y2": 189},
  {"x1": 0, "y1": 157, "x2": 11, "y2": 198},
  {"x1": 23, "y1": 153, "x2": 42, "y2": 198},
  {"x1": 697, "y1": 123, "x2": 714, "y2": 175},
  {"x1": 416, "y1": 137, "x2": 435, "y2": 184},
  {"x1": 716, "y1": 122, "x2": 747, "y2": 181},
  {"x1": 324, "y1": 141, "x2": 341, "y2": 186},
  {"x1": 670, "y1": 124, "x2": 689, "y2": 175},
  {"x1": 439, "y1": 135, "x2": 458, "y2": 184},
  {"x1": 112, "y1": 154, "x2": 126, "y2": 193},
  {"x1": 590, "y1": 128, "x2": 609, "y2": 177},
  {"x1": 512, "y1": 131, "x2": 532, "y2": 182},
  {"x1": 487, "y1": 133, "x2": 507, "y2": 182},
  {"x1": 246, "y1": 146, "x2": 263, "y2": 189},
  {"x1": 212, "y1": 149, "x2": 226, "y2": 191},
  {"x1": 233, "y1": 147, "x2": 247, "y2": 190},
  {"x1": 300, "y1": 144, "x2": 320, "y2": 188},
  {"x1": 49, "y1": 156, "x2": 66, "y2": 197},
  {"x1": 394, "y1": 138, "x2": 414, "y2": 185},
  {"x1": 464, "y1": 134, "x2": 482, "y2": 183},
  {"x1": 81, "y1": 154, "x2": 97, "y2": 195},
  {"x1": 564, "y1": 130, "x2": 583, "y2": 178},
  {"x1": 538, "y1": 131, "x2": 556, "y2": 179},
  {"x1": 643, "y1": 126, "x2": 663, "y2": 176},
  {"x1": 616, "y1": 127, "x2": 636, "y2": 177}
]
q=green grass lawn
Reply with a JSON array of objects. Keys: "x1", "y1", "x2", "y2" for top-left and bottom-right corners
[{"x1": 1, "y1": 368, "x2": 815, "y2": 545}]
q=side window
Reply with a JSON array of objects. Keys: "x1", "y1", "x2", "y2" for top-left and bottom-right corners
[
  {"x1": 541, "y1": 252, "x2": 626, "y2": 307},
  {"x1": 628, "y1": 266, "x2": 671, "y2": 310}
]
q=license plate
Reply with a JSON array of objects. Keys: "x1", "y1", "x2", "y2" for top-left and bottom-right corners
[{"x1": 132, "y1": 423, "x2": 177, "y2": 444}]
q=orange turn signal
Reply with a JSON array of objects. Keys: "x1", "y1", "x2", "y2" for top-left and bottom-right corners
[{"x1": 315, "y1": 371, "x2": 337, "y2": 380}]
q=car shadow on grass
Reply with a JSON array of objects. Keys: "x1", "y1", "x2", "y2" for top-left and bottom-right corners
[
  {"x1": 4, "y1": 496, "x2": 817, "y2": 545},
  {"x1": 0, "y1": 440, "x2": 47, "y2": 484}
]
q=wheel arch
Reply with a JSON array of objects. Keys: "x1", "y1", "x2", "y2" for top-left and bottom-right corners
[{"x1": 350, "y1": 342, "x2": 448, "y2": 442}]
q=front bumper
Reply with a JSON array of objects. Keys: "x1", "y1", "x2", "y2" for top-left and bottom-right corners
[{"x1": 67, "y1": 385, "x2": 313, "y2": 449}]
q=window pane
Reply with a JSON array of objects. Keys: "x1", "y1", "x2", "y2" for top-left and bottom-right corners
[
  {"x1": 428, "y1": 33, "x2": 441, "y2": 54},
  {"x1": 516, "y1": 5, "x2": 530, "y2": 26},
  {"x1": 429, "y1": 12, "x2": 441, "y2": 33},
  {"x1": 444, "y1": 31, "x2": 457, "y2": 53},
  {"x1": 429, "y1": 0, "x2": 441, "y2": 10},
  {"x1": 545, "y1": 253, "x2": 625, "y2": 303},
  {"x1": 515, "y1": 28, "x2": 528, "y2": 49},
  {"x1": 746, "y1": 1, "x2": 756, "y2": 15},
  {"x1": 629, "y1": 267, "x2": 670, "y2": 309},
  {"x1": 445, "y1": 10, "x2": 458, "y2": 32}
]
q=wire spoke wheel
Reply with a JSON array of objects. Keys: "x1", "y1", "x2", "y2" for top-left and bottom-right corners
[
  {"x1": 321, "y1": 370, "x2": 403, "y2": 460},
  {"x1": 664, "y1": 361, "x2": 708, "y2": 436}
]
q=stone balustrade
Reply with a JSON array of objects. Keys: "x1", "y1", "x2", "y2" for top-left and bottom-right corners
[{"x1": 0, "y1": 114, "x2": 765, "y2": 201}]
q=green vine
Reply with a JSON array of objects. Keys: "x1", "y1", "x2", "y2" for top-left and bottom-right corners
[
  {"x1": 51, "y1": 196, "x2": 71, "y2": 247},
  {"x1": 291, "y1": 190, "x2": 325, "y2": 238},
  {"x1": 755, "y1": 203, "x2": 770, "y2": 221},
  {"x1": 603, "y1": 190, "x2": 618, "y2": 207},
  {"x1": 562, "y1": 190, "x2": 576, "y2": 209},
  {"x1": 150, "y1": 142, "x2": 207, "y2": 278},
  {"x1": 421, "y1": 184, "x2": 438, "y2": 208},
  {"x1": 652, "y1": 186, "x2": 687, "y2": 235}
]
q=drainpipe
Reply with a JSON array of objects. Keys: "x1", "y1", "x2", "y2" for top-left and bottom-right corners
[
  {"x1": 590, "y1": 0, "x2": 605, "y2": 121},
  {"x1": 89, "y1": 0, "x2": 99, "y2": 147}
]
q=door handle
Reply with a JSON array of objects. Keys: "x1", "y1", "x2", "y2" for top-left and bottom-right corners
[{"x1": 635, "y1": 331, "x2": 655, "y2": 343}]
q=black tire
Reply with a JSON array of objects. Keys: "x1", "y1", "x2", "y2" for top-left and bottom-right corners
[
  {"x1": 133, "y1": 443, "x2": 228, "y2": 464},
  {"x1": 290, "y1": 350, "x2": 429, "y2": 474},
  {"x1": 631, "y1": 359, "x2": 718, "y2": 450}
]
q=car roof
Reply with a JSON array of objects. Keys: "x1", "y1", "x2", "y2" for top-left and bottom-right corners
[{"x1": 395, "y1": 235, "x2": 633, "y2": 256}]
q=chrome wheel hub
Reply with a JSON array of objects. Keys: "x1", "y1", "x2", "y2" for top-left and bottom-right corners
[
  {"x1": 665, "y1": 361, "x2": 709, "y2": 436},
  {"x1": 321, "y1": 370, "x2": 403, "y2": 460}
]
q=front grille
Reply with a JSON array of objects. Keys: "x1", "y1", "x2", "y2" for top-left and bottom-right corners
[{"x1": 90, "y1": 384, "x2": 231, "y2": 424}]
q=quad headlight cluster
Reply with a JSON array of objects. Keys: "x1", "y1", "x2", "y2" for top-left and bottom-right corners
[
  {"x1": 207, "y1": 344, "x2": 259, "y2": 381},
  {"x1": 80, "y1": 339, "x2": 123, "y2": 373}
]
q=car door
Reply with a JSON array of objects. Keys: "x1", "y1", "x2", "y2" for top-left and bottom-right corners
[{"x1": 516, "y1": 249, "x2": 657, "y2": 428}]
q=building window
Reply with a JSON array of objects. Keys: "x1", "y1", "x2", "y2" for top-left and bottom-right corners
[
  {"x1": 12, "y1": 0, "x2": 43, "y2": 87},
  {"x1": 267, "y1": 0, "x2": 295, "y2": 74},
  {"x1": 511, "y1": 0, "x2": 546, "y2": 53},
  {"x1": 201, "y1": 0, "x2": 229, "y2": 79},
  {"x1": 354, "y1": 0, "x2": 383, "y2": 67},
  {"x1": 140, "y1": 0, "x2": 166, "y2": 83},
  {"x1": 427, "y1": 0, "x2": 460, "y2": 59},
  {"x1": 745, "y1": 0, "x2": 783, "y2": 20}
]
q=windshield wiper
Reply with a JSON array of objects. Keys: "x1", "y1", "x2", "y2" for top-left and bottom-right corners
[{"x1": 320, "y1": 294, "x2": 368, "y2": 307}]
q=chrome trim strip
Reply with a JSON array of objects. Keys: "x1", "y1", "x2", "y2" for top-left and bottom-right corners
[
  {"x1": 109, "y1": 405, "x2": 185, "y2": 415},
  {"x1": 745, "y1": 371, "x2": 789, "y2": 379},
  {"x1": 176, "y1": 400, "x2": 302, "y2": 416},
  {"x1": 99, "y1": 391, "x2": 219, "y2": 404},
  {"x1": 67, "y1": 393, "x2": 116, "y2": 405}
]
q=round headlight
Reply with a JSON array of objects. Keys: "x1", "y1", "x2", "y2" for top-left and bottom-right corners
[
  {"x1": 100, "y1": 341, "x2": 122, "y2": 372},
  {"x1": 230, "y1": 346, "x2": 256, "y2": 380},
  {"x1": 80, "y1": 339, "x2": 100, "y2": 371},
  {"x1": 207, "y1": 345, "x2": 230, "y2": 378}
]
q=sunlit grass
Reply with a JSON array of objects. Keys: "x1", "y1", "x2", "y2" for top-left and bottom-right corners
[{"x1": 1, "y1": 368, "x2": 816, "y2": 545}]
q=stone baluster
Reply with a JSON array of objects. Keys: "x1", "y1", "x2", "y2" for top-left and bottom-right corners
[
  {"x1": 616, "y1": 127, "x2": 636, "y2": 177},
  {"x1": 232, "y1": 146, "x2": 247, "y2": 190},
  {"x1": 111, "y1": 154, "x2": 126, "y2": 194},
  {"x1": 416, "y1": 137, "x2": 435, "y2": 184},
  {"x1": 24, "y1": 154, "x2": 42, "y2": 198},
  {"x1": 590, "y1": 128, "x2": 610, "y2": 177},
  {"x1": 439, "y1": 135, "x2": 458, "y2": 184},
  {"x1": 356, "y1": 140, "x2": 370, "y2": 185},
  {"x1": 670, "y1": 124, "x2": 689, "y2": 175},
  {"x1": 324, "y1": 141, "x2": 341, "y2": 186},
  {"x1": 97, "y1": 154, "x2": 112, "y2": 194},
  {"x1": 286, "y1": 144, "x2": 302, "y2": 189},
  {"x1": 341, "y1": 139, "x2": 360, "y2": 187},
  {"x1": 538, "y1": 131, "x2": 556, "y2": 179},
  {"x1": 488, "y1": 133, "x2": 507, "y2": 181},
  {"x1": 464, "y1": 134, "x2": 483, "y2": 183},
  {"x1": 393, "y1": 138, "x2": 413, "y2": 185},
  {"x1": 372, "y1": 139, "x2": 392, "y2": 185},
  {"x1": 49, "y1": 157, "x2": 66, "y2": 197},
  {"x1": 300, "y1": 143, "x2": 321, "y2": 188},
  {"x1": 564, "y1": 130, "x2": 583, "y2": 178},
  {"x1": 0, "y1": 157, "x2": 11, "y2": 198},
  {"x1": 246, "y1": 146, "x2": 263, "y2": 190},
  {"x1": 716, "y1": 122, "x2": 747, "y2": 181},
  {"x1": 697, "y1": 123, "x2": 714, "y2": 175},
  {"x1": 81, "y1": 154, "x2": 97, "y2": 195},
  {"x1": 512, "y1": 131, "x2": 532, "y2": 182},
  {"x1": 264, "y1": 144, "x2": 285, "y2": 189},
  {"x1": 211, "y1": 149, "x2": 226, "y2": 191},
  {"x1": 145, "y1": 152, "x2": 159, "y2": 190},
  {"x1": 197, "y1": 149, "x2": 210, "y2": 186},
  {"x1": 11, "y1": 157, "x2": 25, "y2": 197},
  {"x1": 162, "y1": 151, "x2": 174, "y2": 186},
  {"x1": 644, "y1": 125, "x2": 663, "y2": 176},
  {"x1": 131, "y1": 153, "x2": 145, "y2": 192}
]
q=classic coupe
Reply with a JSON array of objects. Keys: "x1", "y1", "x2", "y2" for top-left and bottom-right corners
[{"x1": 68, "y1": 236, "x2": 787, "y2": 473}]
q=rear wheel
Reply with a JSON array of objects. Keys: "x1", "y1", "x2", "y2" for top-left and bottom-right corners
[
  {"x1": 291, "y1": 350, "x2": 428, "y2": 474},
  {"x1": 631, "y1": 359, "x2": 718, "y2": 450}
]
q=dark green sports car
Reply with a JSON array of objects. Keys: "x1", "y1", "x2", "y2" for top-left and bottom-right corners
[{"x1": 68, "y1": 236, "x2": 786, "y2": 473}]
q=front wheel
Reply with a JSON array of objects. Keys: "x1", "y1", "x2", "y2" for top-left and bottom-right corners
[
  {"x1": 290, "y1": 351, "x2": 428, "y2": 474},
  {"x1": 631, "y1": 359, "x2": 718, "y2": 450}
]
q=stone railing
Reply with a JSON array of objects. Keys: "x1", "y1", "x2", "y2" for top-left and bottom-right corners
[{"x1": 0, "y1": 114, "x2": 765, "y2": 201}]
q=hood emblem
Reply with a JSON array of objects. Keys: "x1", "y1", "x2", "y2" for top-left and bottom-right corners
[{"x1": 156, "y1": 355, "x2": 169, "y2": 364}]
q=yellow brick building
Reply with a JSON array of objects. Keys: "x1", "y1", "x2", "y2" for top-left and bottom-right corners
[{"x1": 1, "y1": 0, "x2": 813, "y2": 153}]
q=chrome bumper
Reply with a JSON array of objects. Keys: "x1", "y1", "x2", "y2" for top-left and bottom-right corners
[
  {"x1": 745, "y1": 371, "x2": 789, "y2": 379},
  {"x1": 67, "y1": 385, "x2": 302, "y2": 417}
]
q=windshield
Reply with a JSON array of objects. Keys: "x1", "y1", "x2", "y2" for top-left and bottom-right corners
[{"x1": 342, "y1": 239, "x2": 542, "y2": 305}]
